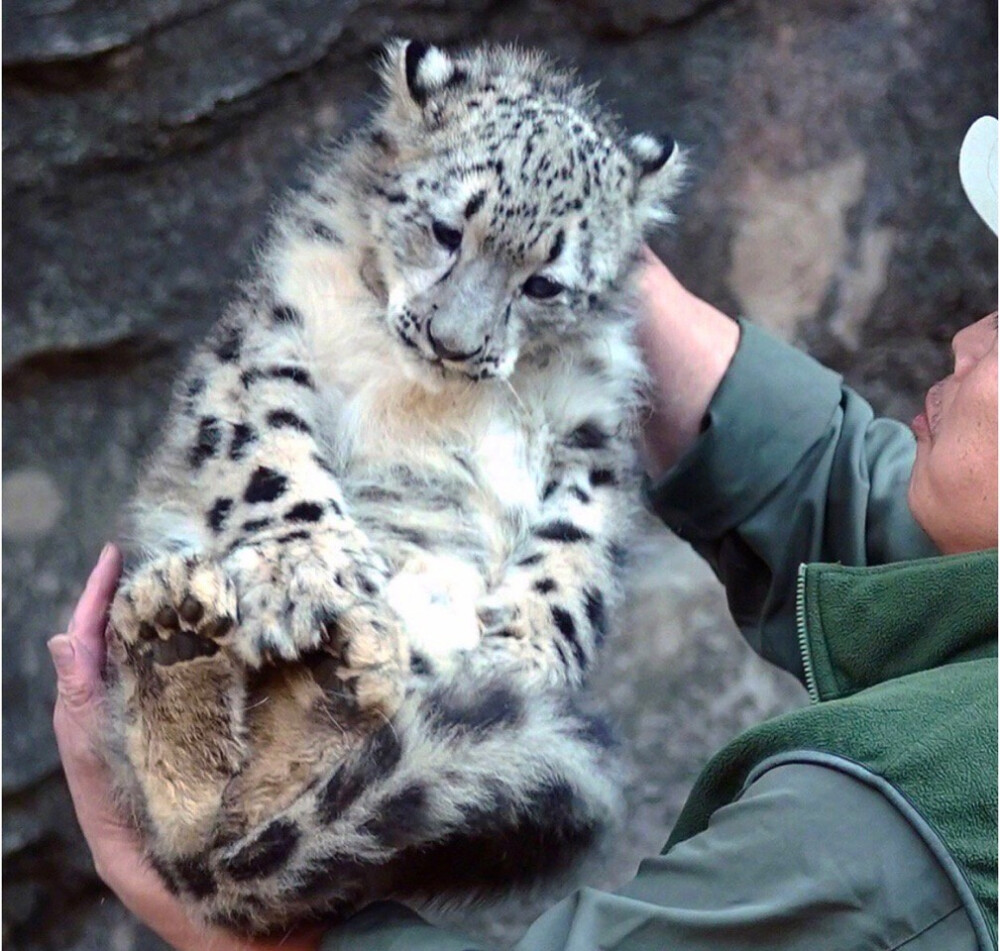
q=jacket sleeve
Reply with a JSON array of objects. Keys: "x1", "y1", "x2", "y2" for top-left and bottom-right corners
[
  {"x1": 646, "y1": 320, "x2": 938, "y2": 681},
  {"x1": 320, "y1": 763, "x2": 976, "y2": 951}
]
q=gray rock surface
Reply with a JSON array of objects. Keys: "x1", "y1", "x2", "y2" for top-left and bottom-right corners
[{"x1": 3, "y1": 0, "x2": 995, "y2": 947}]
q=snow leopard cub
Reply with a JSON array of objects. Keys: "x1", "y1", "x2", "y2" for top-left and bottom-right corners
[{"x1": 104, "y1": 39, "x2": 684, "y2": 935}]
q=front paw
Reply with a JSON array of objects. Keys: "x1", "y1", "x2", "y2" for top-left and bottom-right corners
[
  {"x1": 477, "y1": 590, "x2": 551, "y2": 642},
  {"x1": 110, "y1": 555, "x2": 238, "y2": 665},
  {"x1": 223, "y1": 530, "x2": 391, "y2": 667},
  {"x1": 477, "y1": 583, "x2": 590, "y2": 687}
]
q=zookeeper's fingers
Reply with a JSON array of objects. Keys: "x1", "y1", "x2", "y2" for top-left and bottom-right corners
[
  {"x1": 71, "y1": 542, "x2": 123, "y2": 670},
  {"x1": 51, "y1": 660, "x2": 121, "y2": 850},
  {"x1": 49, "y1": 543, "x2": 123, "y2": 710},
  {"x1": 50, "y1": 544, "x2": 131, "y2": 846}
]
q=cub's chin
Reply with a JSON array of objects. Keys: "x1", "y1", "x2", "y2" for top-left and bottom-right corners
[
  {"x1": 391, "y1": 335, "x2": 511, "y2": 392},
  {"x1": 392, "y1": 339, "x2": 461, "y2": 394}
]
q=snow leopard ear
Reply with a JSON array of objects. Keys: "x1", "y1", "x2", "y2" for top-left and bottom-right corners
[
  {"x1": 626, "y1": 132, "x2": 685, "y2": 226},
  {"x1": 381, "y1": 39, "x2": 462, "y2": 117}
]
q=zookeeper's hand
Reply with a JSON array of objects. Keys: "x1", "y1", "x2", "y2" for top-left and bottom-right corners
[
  {"x1": 637, "y1": 247, "x2": 740, "y2": 476},
  {"x1": 50, "y1": 543, "x2": 322, "y2": 951}
]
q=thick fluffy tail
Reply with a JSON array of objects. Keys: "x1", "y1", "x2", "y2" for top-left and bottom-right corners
[{"x1": 156, "y1": 671, "x2": 624, "y2": 935}]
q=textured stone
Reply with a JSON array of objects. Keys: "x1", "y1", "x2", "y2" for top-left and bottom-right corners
[
  {"x1": 567, "y1": 0, "x2": 721, "y2": 37},
  {"x1": 3, "y1": 0, "x2": 217, "y2": 64},
  {"x1": 828, "y1": 226, "x2": 897, "y2": 351},
  {"x1": 2, "y1": 0, "x2": 996, "y2": 945},
  {"x1": 2, "y1": 356, "x2": 177, "y2": 792},
  {"x1": 729, "y1": 154, "x2": 868, "y2": 340},
  {"x1": 3, "y1": 774, "x2": 75, "y2": 858},
  {"x1": 2, "y1": 469, "x2": 65, "y2": 539}
]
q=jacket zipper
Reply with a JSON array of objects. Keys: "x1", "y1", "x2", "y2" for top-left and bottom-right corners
[{"x1": 796, "y1": 562, "x2": 821, "y2": 703}]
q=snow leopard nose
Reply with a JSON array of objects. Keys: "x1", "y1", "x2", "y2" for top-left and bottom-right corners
[{"x1": 426, "y1": 320, "x2": 483, "y2": 362}]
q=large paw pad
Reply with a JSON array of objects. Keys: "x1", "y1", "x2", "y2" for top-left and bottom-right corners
[{"x1": 111, "y1": 555, "x2": 238, "y2": 666}]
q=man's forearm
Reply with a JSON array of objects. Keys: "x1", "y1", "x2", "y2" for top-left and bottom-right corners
[{"x1": 637, "y1": 250, "x2": 740, "y2": 478}]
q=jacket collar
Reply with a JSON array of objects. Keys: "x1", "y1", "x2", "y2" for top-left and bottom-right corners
[{"x1": 797, "y1": 548, "x2": 998, "y2": 703}]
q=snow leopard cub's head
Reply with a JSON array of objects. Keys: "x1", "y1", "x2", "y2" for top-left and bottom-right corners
[{"x1": 364, "y1": 39, "x2": 685, "y2": 385}]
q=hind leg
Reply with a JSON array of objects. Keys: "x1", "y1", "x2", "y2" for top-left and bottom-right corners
[
  {"x1": 109, "y1": 554, "x2": 248, "y2": 857},
  {"x1": 475, "y1": 539, "x2": 612, "y2": 689},
  {"x1": 474, "y1": 458, "x2": 625, "y2": 689}
]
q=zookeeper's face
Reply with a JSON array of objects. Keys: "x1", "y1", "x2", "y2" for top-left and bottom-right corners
[{"x1": 908, "y1": 312, "x2": 999, "y2": 554}]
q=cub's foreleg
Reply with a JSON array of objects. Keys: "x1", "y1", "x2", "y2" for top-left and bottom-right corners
[
  {"x1": 108, "y1": 294, "x2": 408, "y2": 859},
  {"x1": 125, "y1": 296, "x2": 408, "y2": 717}
]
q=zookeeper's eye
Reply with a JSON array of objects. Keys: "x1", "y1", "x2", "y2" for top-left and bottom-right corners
[
  {"x1": 432, "y1": 221, "x2": 463, "y2": 252},
  {"x1": 522, "y1": 275, "x2": 564, "y2": 300}
]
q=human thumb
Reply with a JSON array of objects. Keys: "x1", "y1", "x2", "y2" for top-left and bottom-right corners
[{"x1": 49, "y1": 634, "x2": 94, "y2": 710}]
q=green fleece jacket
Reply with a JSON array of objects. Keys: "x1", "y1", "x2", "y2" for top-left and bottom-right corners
[
  {"x1": 326, "y1": 320, "x2": 999, "y2": 951},
  {"x1": 668, "y1": 550, "x2": 999, "y2": 946}
]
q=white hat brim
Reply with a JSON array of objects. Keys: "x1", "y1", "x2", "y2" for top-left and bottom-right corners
[{"x1": 959, "y1": 116, "x2": 998, "y2": 236}]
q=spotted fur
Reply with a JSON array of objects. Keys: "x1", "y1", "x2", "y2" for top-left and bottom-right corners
[{"x1": 104, "y1": 39, "x2": 685, "y2": 934}]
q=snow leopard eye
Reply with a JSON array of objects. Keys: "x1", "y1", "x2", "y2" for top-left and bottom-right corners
[
  {"x1": 522, "y1": 275, "x2": 564, "y2": 300},
  {"x1": 431, "y1": 221, "x2": 463, "y2": 252}
]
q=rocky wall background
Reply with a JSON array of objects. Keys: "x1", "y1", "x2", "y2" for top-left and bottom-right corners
[{"x1": 3, "y1": 1, "x2": 996, "y2": 948}]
